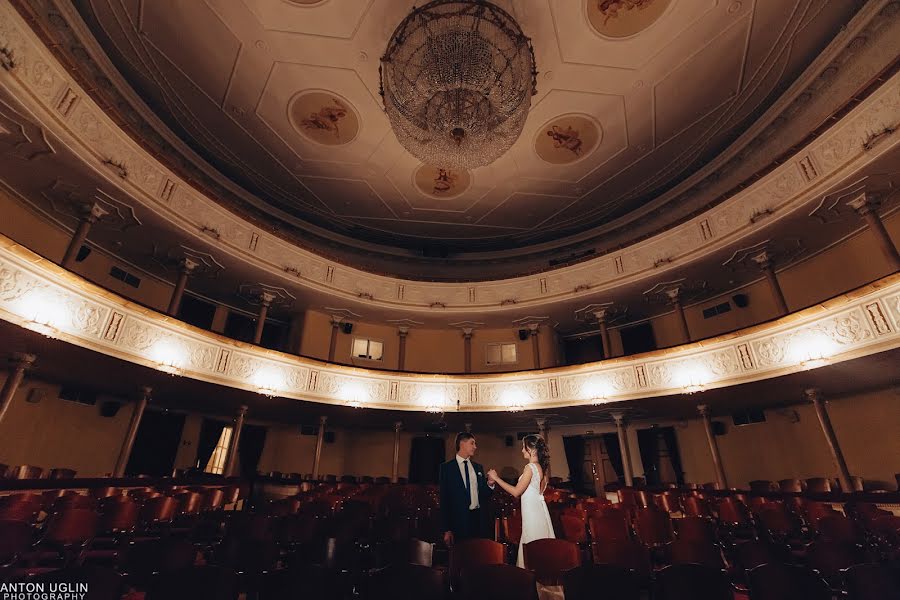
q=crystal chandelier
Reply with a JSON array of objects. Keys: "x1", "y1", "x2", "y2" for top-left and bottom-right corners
[{"x1": 380, "y1": 0, "x2": 537, "y2": 169}]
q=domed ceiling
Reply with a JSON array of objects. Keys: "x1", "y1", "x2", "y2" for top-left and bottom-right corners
[{"x1": 70, "y1": 0, "x2": 864, "y2": 278}]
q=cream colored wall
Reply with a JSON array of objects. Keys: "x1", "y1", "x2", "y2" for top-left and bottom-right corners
[
  {"x1": 0, "y1": 375, "x2": 133, "y2": 477},
  {"x1": 257, "y1": 425, "x2": 347, "y2": 477},
  {"x1": 0, "y1": 192, "x2": 175, "y2": 312}
]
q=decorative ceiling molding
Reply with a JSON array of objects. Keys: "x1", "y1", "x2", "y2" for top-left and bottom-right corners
[
  {"x1": 722, "y1": 238, "x2": 806, "y2": 271},
  {"x1": 808, "y1": 173, "x2": 897, "y2": 224},
  {"x1": 8, "y1": 0, "x2": 895, "y2": 278},
  {"x1": 237, "y1": 283, "x2": 295, "y2": 308},
  {"x1": 2, "y1": 233, "x2": 898, "y2": 412},
  {"x1": 643, "y1": 279, "x2": 708, "y2": 305},
  {"x1": 0, "y1": 2, "x2": 898, "y2": 317},
  {"x1": 323, "y1": 307, "x2": 362, "y2": 322},
  {"x1": 43, "y1": 181, "x2": 141, "y2": 232}
]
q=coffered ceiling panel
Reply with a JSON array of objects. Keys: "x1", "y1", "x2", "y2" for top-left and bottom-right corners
[{"x1": 69, "y1": 0, "x2": 867, "y2": 275}]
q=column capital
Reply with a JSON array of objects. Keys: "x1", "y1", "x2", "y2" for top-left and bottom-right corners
[
  {"x1": 464, "y1": 422, "x2": 472, "y2": 433},
  {"x1": 397, "y1": 326, "x2": 409, "y2": 337},
  {"x1": 461, "y1": 327, "x2": 474, "y2": 339},
  {"x1": 697, "y1": 404, "x2": 710, "y2": 417},
  {"x1": 592, "y1": 308, "x2": 610, "y2": 323},
  {"x1": 750, "y1": 250, "x2": 775, "y2": 270},
  {"x1": 138, "y1": 386, "x2": 153, "y2": 400},
  {"x1": 610, "y1": 411, "x2": 626, "y2": 425},
  {"x1": 846, "y1": 192, "x2": 877, "y2": 215},
  {"x1": 79, "y1": 201, "x2": 109, "y2": 224},
  {"x1": 258, "y1": 291, "x2": 276, "y2": 307},
  {"x1": 237, "y1": 405, "x2": 249, "y2": 416},
  {"x1": 9, "y1": 353, "x2": 37, "y2": 370},
  {"x1": 803, "y1": 387, "x2": 823, "y2": 404},
  {"x1": 665, "y1": 287, "x2": 683, "y2": 305},
  {"x1": 394, "y1": 421, "x2": 403, "y2": 432},
  {"x1": 535, "y1": 417, "x2": 547, "y2": 430},
  {"x1": 178, "y1": 257, "x2": 199, "y2": 275},
  {"x1": 318, "y1": 415, "x2": 328, "y2": 426}
]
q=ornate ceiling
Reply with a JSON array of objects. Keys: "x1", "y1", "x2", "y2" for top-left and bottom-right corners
[{"x1": 59, "y1": 0, "x2": 868, "y2": 278}]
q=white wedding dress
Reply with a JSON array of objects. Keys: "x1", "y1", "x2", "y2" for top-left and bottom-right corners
[{"x1": 516, "y1": 462, "x2": 556, "y2": 568}]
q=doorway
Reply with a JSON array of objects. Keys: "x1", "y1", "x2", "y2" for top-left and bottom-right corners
[
  {"x1": 636, "y1": 426, "x2": 685, "y2": 486},
  {"x1": 408, "y1": 436, "x2": 446, "y2": 484},
  {"x1": 125, "y1": 409, "x2": 186, "y2": 477}
]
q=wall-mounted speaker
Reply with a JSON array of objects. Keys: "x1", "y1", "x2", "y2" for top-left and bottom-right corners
[
  {"x1": 75, "y1": 245, "x2": 92, "y2": 263},
  {"x1": 504, "y1": 435, "x2": 514, "y2": 447},
  {"x1": 732, "y1": 293, "x2": 749, "y2": 308},
  {"x1": 99, "y1": 401, "x2": 122, "y2": 418},
  {"x1": 324, "y1": 431, "x2": 336, "y2": 444},
  {"x1": 518, "y1": 329, "x2": 530, "y2": 341},
  {"x1": 711, "y1": 421, "x2": 727, "y2": 436},
  {"x1": 26, "y1": 388, "x2": 45, "y2": 404},
  {"x1": 341, "y1": 322, "x2": 353, "y2": 335}
]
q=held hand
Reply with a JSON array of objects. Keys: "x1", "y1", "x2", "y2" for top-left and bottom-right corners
[
  {"x1": 443, "y1": 530, "x2": 454, "y2": 547},
  {"x1": 487, "y1": 468, "x2": 498, "y2": 482}
]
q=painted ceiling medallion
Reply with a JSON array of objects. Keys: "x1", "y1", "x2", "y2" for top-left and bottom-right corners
[
  {"x1": 414, "y1": 165, "x2": 472, "y2": 199},
  {"x1": 535, "y1": 114, "x2": 602, "y2": 164},
  {"x1": 380, "y1": 0, "x2": 537, "y2": 169},
  {"x1": 289, "y1": 91, "x2": 360, "y2": 146},
  {"x1": 586, "y1": 0, "x2": 671, "y2": 38}
]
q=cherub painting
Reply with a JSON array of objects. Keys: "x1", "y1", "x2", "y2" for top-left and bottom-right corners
[
  {"x1": 300, "y1": 98, "x2": 349, "y2": 139},
  {"x1": 597, "y1": 0, "x2": 655, "y2": 25},
  {"x1": 547, "y1": 125, "x2": 583, "y2": 156}
]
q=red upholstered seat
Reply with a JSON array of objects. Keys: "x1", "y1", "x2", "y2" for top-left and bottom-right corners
[
  {"x1": 461, "y1": 564, "x2": 538, "y2": 600},
  {"x1": 522, "y1": 538, "x2": 580, "y2": 585}
]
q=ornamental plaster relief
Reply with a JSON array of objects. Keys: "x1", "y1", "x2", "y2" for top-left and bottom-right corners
[
  {"x1": 1, "y1": 234, "x2": 899, "y2": 412},
  {"x1": 0, "y1": 3, "x2": 899, "y2": 317}
]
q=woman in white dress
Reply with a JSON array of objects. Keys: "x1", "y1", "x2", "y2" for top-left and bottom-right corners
[{"x1": 487, "y1": 434, "x2": 555, "y2": 568}]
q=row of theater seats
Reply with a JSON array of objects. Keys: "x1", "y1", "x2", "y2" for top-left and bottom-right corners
[
  {"x1": 0, "y1": 481, "x2": 898, "y2": 599},
  {"x1": 0, "y1": 464, "x2": 77, "y2": 480}
]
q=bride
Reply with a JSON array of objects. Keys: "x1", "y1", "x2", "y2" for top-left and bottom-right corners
[{"x1": 487, "y1": 434, "x2": 555, "y2": 568}]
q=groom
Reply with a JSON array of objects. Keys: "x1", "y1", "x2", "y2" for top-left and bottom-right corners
[{"x1": 439, "y1": 432, "x2": 495, "y2": 546}]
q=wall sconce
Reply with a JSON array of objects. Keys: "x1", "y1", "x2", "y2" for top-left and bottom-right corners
[
  {"x1": 583, "y1": 378, "x2": 612, "y2": 405},
  {"x1": 252, "y1": 368, "x2": 285, "y2": 398},
  {"x1": 19, "y1": 289, "x2": 66, "y2": 338},
  {"x1": 150, "y1": 339, "x2": 186, "y2": 376},
  {"x1": 675, "y1": 362, "x2": 710, "y2": 394},
  {"x1": 339, "y1": 382, "x2": 367, "y2": 409},
  {"x1": 787, "y1": 329, "x2": 837, "y2": 370}
]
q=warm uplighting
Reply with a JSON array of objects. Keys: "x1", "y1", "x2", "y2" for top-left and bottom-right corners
[
  {"x1": 501, "y1": 387, "x2": 528, "y2": 413},
  {"x1": 675, "y1": 361, "x2": 711, "y2": 394},
  {"x1": 18, "y1": 288, "x2": 66, "y2": 338},
  {"x1": 149, "y1": 338, "x2": 186, "y2": 376},
  {"x1": 583, "y1": 378, "x2": 613, "y2": 405},
  {"x1": 787, "y1": 329, "x2": 839, "y2": 369},
  {"x1": 252, "y1": 368, "x2": 285, "y2": 397},
  {"x1": 339, "y1": 382, "x2": 368, "y2": 409}
]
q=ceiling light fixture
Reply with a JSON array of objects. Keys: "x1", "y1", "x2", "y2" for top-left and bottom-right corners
[{"x1": 380, "y1": 0, "x2": 537, "y2": 169}]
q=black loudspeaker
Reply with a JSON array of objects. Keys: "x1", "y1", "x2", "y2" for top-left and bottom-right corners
[
  {"x1": 504, "y1": 435, "x2": 514, "y2": 447},
  {"x1": 341, "y1": 322, "x2": 353, "y2": 334},
  {"x1": 732, "y1": 293, "x2": 749, "y2": 308},
  {"x1": 711, "y1": 421, "x2": 727, "y2": 436},
  {"x1": 75, "y1": 245, "x2": 92, "y2": 262},
  {"x1": 99, "y1": 401, "x2": 122, "y2": 417},
  {"x1": 518, "y1": 329, "x2": 530, "y2": 341},
  {"x1": 324, "y1": 431, "x2": 336, "y2": 444}
]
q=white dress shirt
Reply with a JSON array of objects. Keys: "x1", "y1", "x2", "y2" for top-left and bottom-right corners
[{"x1": 455, "y1": 454, "x2": 480, "y2": 510}]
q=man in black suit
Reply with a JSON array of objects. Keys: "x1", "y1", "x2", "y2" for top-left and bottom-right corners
[{"x1": 439, "y1": 432, "x2": 495, "y2": 546}]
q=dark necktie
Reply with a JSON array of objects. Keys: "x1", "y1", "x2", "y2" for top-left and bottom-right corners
[{"x1": 463, "y1": 460, "x2": 471, "y2": 498}]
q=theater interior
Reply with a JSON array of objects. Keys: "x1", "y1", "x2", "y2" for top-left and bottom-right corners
[{"x1": 0, "y1": 0, "x2": 898, "y2": 598}]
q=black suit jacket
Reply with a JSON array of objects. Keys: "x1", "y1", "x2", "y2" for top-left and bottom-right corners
[{"x1": 439, "y1": 458, "x2": 493, "y2": 539}]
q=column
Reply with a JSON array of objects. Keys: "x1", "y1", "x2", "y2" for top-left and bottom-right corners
[
  {"x1": 397, "y1": 327, "x2": 409, "y2": 371},
  {"x1": 593, "y1": 309, "x2": 612, "y2": 359},
  {"x1": 392, "y1": 421, "x2": 402, "y2": 483},
  {"x1": 536, "y1": 417, "x2": 546, "y2": 440},
  {"x1": 211, "y1": 305, "x2": 229, "y2": 334},
  {"x1": 312, "y1": 416, "x2": 328, "y2": 480},
  {"x1": 805, "y1": 388, "x2": 852, "y2": 492},
  {"x1": 61, "y1": 203, "x2": 108, "y2": 269},
  {"x1": 328, "y1": 319, "x2": 342, "y2": 362},
  {"x1": 166, "y1": 258, "x2": 197, "y2": 317},
  {"x1": 529, "y1": 324, "x2": 541, "y2": 368},
  {"x1": 611, "y1": 412, "x2": 634, "y2": 487},
  {"x1": 224, "y1": 405, "x2": 248, "y2": 478},
  {"x1": 697, "y1": 405, "x2": 728, "y2": 489},
  {"x1": 848, "y1": 195, "x2": 900, "y2": 271},
  {"x1": 751, "y1": 251, "x2": 788, "y2": 316},
  {"x1": 0, "y1": 353, "x2": 36, "y2": 426},
  {"x1": 252, "y1": 292, "x2": 275, "y2": 346},
  {"x1": 667, "y1": 289, "x2": 691, "y2": 343},
  {"x1": 462, "y1": 328, "x2": 473, "y2": 374},
  {"x1": 113, "y1": 386, "x2": 151, "y2": 477}
]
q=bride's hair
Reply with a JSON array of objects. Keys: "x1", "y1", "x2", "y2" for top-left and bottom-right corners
[{"x1": 522, "y1": 434, "x2": 550, "y2": 475}]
